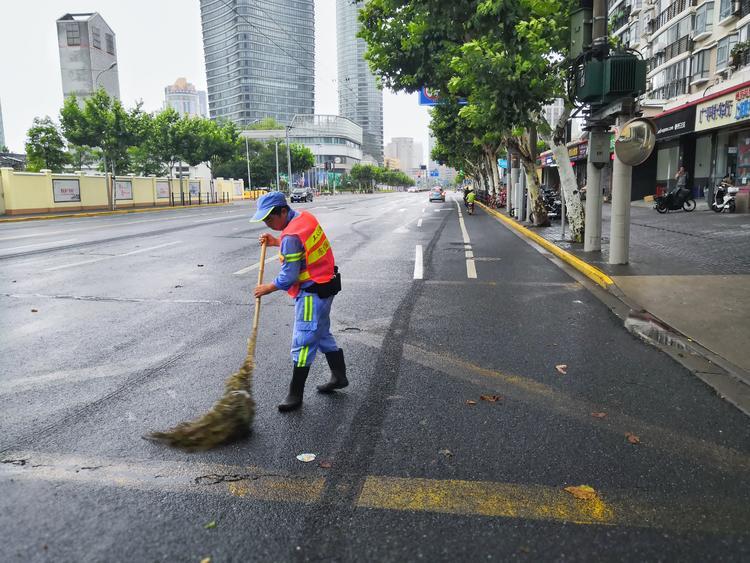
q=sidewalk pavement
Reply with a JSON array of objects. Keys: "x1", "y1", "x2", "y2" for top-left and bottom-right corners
[{"x1": 496, "y1": 201, "x2": 750, "y2": 383}]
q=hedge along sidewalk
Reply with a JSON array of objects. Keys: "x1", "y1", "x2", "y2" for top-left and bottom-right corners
[
  {"x1": 477, "y1": 201, "x2": 614, "y2": 289},
  {"x1": 0, "y1": 201, "x2": 235, "y2": 223}
]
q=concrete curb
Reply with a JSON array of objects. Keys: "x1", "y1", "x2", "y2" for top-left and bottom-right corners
[
  {"x1": 477, "y1": 202, "x2": 614, "y2": 289},
  {"x1": 0, "y1": 202, "x2": 235, "y2": 223},
  {"x1": 478, "y1": 201, "x2": 750, "y2": 416}
]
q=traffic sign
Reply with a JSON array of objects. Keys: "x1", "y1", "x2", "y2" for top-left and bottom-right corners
[
  {"x1": 418, "y1": 86, "x2": 468, "y2": 106},
  {"x1": 430, "y1": 169, "x2": 440, "y2": 177}
]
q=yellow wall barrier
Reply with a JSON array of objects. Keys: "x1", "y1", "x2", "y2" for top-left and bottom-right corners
[{"x1": 0, "y1": 168, "x2": 244, "y2": 215}]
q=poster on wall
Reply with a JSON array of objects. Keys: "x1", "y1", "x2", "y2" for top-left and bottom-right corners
[
  {"x1": 115, "y1": 180, "x2": 133, "y2": 200},
  {"x1": 189, "y1": 180, "x2": 200, "y2": 196},
  {"x1": 52, "y1": 179, "x2": 81, "y2": 202},
  {"x1": 156, "y1": 180, "x2": 170, "y2": 199},
  {"x1": 234, "y1": 181, "x2": 243, "y2": 196}
]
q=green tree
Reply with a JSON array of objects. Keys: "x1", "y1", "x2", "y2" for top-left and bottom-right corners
[
  {"x1": 25, "y1": 117, "x2": 69, "y2": 172},
  {"x1": 60, "y1": 89, "x2": 146, "y2": 180},
  {"x1": 349, "y1": 164, "x2": 378, "y2": 192},
  {"x1": 67, "y1": 143, "x2": 102, "y2": 171}
]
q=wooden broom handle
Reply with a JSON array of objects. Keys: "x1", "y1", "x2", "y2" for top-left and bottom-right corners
[{"x1": 252, "y1": 241, "x2": 268, "y2": 331}]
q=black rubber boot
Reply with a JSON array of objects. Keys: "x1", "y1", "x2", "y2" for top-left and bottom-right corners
[
  {"x1": 317, "y1": 349, "x2": 348, "y2": 393},
  {"x1": 278, "y1": 366, "x2": 310, "y2": 412}
]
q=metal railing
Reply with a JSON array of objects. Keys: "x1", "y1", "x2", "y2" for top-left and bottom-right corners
[{"x1": 648, "y1": 0, "x2": 697, "y2": 33}]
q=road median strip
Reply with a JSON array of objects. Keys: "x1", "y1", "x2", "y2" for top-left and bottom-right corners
[{"x1": 477, "y1": 202, "x2": 613, "y2": 289}]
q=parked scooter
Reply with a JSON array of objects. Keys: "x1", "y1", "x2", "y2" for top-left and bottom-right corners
[
  {"x1": 654, "y1": 187, "x2": 696, "y2": 213},
  {"x1": 712, "y1": 182, "x2": 738, "y2": 213},
  {"x1": 540, "y1": 185, "x2": 562, "y2": 218}
]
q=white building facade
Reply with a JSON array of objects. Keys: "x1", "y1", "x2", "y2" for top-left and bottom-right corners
[
  {"x1": 56, "y1": 13, "x2": 120, "y2": 101},
  {"x1": 336, "y1": 0, "x2": 384, "y2": 164},
  {"x1": 164, "y1": 78, "x2": 208, "y2": 117}
]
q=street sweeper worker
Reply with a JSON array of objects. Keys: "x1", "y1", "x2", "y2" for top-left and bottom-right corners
[{"x1": 251, "y1": 191, "x2": 346, "y2": 412}]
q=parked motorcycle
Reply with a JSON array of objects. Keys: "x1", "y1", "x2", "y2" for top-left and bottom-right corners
[
  {"x1": 654, "y1": 187, "x2": 696, "y2": 213},
  {"x1": 711, "y1": 182, "x2": 738, "y2": 213},
  {"x1": 540, "y1": 185, "x2": 562, "y2": 218}
]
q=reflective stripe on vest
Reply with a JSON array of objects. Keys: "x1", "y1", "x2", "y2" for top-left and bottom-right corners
[{"x1": 279, "y1": 211, "x2": 335, "y2": 298}]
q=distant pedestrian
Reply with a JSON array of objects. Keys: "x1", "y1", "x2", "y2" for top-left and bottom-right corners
[{"x1": 675, "y1": 166, "x2": 688, "y2": 190}]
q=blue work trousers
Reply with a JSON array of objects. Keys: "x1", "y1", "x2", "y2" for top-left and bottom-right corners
[{"x1": 292, "y1": 290, "x2": 338, "y2": 367}]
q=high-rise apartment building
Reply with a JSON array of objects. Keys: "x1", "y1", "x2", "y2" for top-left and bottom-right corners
[
  {"x1": 336, "y1": 0, "x2": 384, "y2": 164},
  {"x1": 164, "y1": 78, "x2": 208, "y2": 117},
  {"x1": 609, "y1": 0, "x2": 750, "y2": 197},
  {"x1": 56, "y1": 13, "x2": 120, "y2": 100},
  {"x1": 199, "y1": 0, "x2": 314, "y2": 126},
  {"x1": 385, "y1": 137, "x2": 423, "y2": 171}
]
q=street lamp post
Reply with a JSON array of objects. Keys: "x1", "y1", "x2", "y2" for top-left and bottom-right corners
[
  {"x1": 285, "y1": 125, "x2": 293, "y2": 192},
  {"x1": 245, "y1": 137, "x2": 252, "y2": 191},
  {"x1": 275, "y1": 140, "x2": 280, "y2": 191},
  {"x1": 94, "y1": 61, "x2": 117, "y2": 210}
]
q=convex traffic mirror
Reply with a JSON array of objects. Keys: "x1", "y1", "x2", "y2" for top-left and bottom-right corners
[{"x1": 614, "y1": 118, "x2": 656, "y2": 166}]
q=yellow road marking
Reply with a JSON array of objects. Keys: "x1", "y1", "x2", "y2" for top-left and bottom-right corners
[
  {"x1": 228, "y1": 478, "x2": 324, "y2": 503},
  {"x1": 357, "y1": 476, "x2": 614, "y2": 525}
]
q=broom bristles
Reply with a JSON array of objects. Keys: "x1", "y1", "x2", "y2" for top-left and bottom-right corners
[{"x1": 144, "y1": 331, "x2": 258, "y2": 451}]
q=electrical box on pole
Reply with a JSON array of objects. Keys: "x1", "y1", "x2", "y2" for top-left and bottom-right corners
[{"x1": 570, "y1": 8, "x2": 593, "y2": 58}]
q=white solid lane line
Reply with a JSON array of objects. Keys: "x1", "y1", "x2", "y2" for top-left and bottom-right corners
[
  {"x1": 0, "y1": 230, "x2": 72, "y2": 242},
  {"x1": 414, "y1": 245, "x2": 424, "y2": 279},
  {"x1": 454, "y1": 199, "x2": 477, "y2": 279},
  {"x1": 1, "y1": 239, "x2": 77, "y2": 253},
  {"x1": 417, "y1": 218, "x2": 423, "y2": 228},
  {"x1": 233, "y1": 254, "x2": 277, "y2": 276},
  {"x1": 44, "y1": 241, "x2": 182, "y2": 272}
]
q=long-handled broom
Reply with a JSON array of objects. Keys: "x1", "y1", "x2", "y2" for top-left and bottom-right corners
[{"x1": 144, "y1": 242, "x2": 268, "y2": 451}]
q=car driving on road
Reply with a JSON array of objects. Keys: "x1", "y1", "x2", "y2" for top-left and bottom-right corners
[
  {"x1": 429, "y1": 188, "x2": 445, "y2": 202},
  {"x1": 290, "y1": 188, "x2": 313, "y2": 203}
]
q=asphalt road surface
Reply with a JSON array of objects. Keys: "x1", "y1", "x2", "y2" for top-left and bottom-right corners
[{"x1": 1, "y1": 194, "x2": 748, "y2": 562}]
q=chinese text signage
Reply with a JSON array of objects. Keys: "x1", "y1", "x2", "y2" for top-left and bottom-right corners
[
  {"x1": 52, "y1": 179, "x2": 81, "y2": 202},
  {"x1": 695, "y1": 87, "x2": 750, "y2": 132}
]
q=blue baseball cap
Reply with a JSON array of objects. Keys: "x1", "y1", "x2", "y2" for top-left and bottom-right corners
[{"x1": 250, "y1": 191, "x2": 288, "y2": 222}]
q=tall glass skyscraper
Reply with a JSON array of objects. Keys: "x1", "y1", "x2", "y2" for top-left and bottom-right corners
[
  {"x1": 336, "y1": 0, "x2": 383, "y2": 164},
  {"x1": 199, "y1": 0, "x2": 314, "y2": 126}
]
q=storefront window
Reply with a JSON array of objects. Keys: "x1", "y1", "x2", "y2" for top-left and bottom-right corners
[
  {"x1": 656, "y1": 144, "x2": 680, "y2": 191},
  {"x1": 714, "y1": 130, "x2": 735, "y2": 183},
  {"x1": 694, "y1": 135, "x2": 713, "y2": 186},
  {"x1": 736, "y1": 132, "x2": 750, "y2": 185}
]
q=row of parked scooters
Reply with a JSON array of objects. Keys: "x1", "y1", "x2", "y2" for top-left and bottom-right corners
[{"x1": 653, "y1": 182, "x2": 738, "y2": 213}]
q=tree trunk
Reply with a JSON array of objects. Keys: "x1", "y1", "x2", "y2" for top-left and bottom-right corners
[
  {"x1": 506, "y1": 134, "x2": 548, "y2": 226},
  {"x1": 538, "y1": 106, "x2": 584, "y2": 241}
]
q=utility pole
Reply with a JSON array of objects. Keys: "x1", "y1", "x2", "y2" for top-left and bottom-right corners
[
  {"x1": 245, "y1": 137, "x2": 252, "y2": 191},
  {"x1": 510, "y1": 154, "x2": 519, "y2": 217},
  {"x1": 572, "y1": 0, "x2": 647, "y2": 261},
  {"x1": 286, "y1": 124, "x2": 293, "y2": 193},
  {"x1": 274, "y1": 140, "x2": 280, "y2": 191}
]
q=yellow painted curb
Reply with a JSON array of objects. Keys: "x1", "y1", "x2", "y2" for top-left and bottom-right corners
[
  {"x1": 477, "y1": 202, "x2": 614, "y2": 289},
  {"x1": 0, "y1": 202, "x2": 234, "y2": 223}
]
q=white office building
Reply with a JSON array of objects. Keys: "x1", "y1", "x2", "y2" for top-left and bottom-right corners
[
  {"x1": 164, "y1": 78, "x2": 208, "y2": 117},
  {"x1": 56, "y1": 13, "x2": 120, "y2": 101}
]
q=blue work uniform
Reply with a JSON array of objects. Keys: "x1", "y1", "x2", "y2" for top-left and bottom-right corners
[{"x1": 275, "y1": 209, "x2": 338, "y2": 367}]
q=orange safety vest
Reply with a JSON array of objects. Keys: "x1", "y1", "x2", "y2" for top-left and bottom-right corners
[{"x1": 279, "y1": 211, "x2": 335, "y2": 298}]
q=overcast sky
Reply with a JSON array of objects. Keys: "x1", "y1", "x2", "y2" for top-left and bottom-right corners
[{"x1": 0, "y1": 0, "x2": 431, "y2": 159}]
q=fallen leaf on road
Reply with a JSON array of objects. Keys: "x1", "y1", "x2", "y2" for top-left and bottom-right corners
[
  {"x1": 465, "y1": 400, "x2": 477, "y2": 406},
  {"x1": 296, "y1": 453, "x2": 316, "y2": 462},
  {"x1": 318, "y1": 461, "x2": 332, "y2": 469},
  {"x1": 555, "y1": 364, "x2": 568, "y2": 375},
  {"x1": 591, "y1": 412, "x2": 607, "y2": 418},
  {"x1": 204, "y1": 521, "x2": 216, "y2": 529},
  {"x1": 31, "y1": 309, "x2": 38, "y2": 313},
  {"x1": 480, "y1": 395, "x2": 503, "y2": 402},
  {"x1": 625, "y1": 432, "x2": 640, "y2": 445},
  {"x1": 174, "y1": 285, "x2": 183, "y2": 288},
  {"x1": 201, "y1": 558, "x2": 212, "y2": 563},
  {"x1": 197, "y1": 264, "x2": 204, "y2": 267},
  {"x1": 564, "y1": 485, "x2": 598, "y2": 500},
  {"x1": 438, "y1": 449, "x2": 453, "y2": 457}
]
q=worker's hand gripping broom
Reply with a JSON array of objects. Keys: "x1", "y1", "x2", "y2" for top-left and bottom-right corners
[{"x1": 145, "y1": 242, "x2": 268, "y2": 451}]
